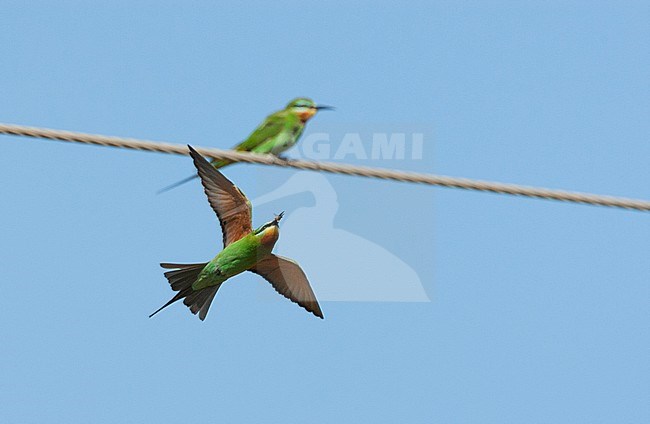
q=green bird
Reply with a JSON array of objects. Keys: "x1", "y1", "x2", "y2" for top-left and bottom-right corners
[
  {"x1": 150, "y1": 145, "x2": 323, "y2": 320},
  {"x1": 158, "y1": 97, "x2": 334, "y2": 193}
]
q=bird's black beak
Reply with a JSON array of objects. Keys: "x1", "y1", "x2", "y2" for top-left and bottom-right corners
[
  {"x1": 315, "y1": 105, "x2": 335, "y2": 111},
  {"x1": 274, "y1": 211, "x2": 285, "y2": 224}
]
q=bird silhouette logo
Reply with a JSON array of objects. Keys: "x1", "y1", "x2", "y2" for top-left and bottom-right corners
[{"x1": 251, "y1": 171, "x2": 430, "y2": 302}]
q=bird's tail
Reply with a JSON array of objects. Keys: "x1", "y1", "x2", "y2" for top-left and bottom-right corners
[
  {"x1": 157, "y1": 174, "x2": 199, "y2": 194},
  {"x1": 157, "y1": 159, "x2": 233, "y2": 194},
  {"x1": 150, "y1": 262, "x2": 221, "y2": 321}
]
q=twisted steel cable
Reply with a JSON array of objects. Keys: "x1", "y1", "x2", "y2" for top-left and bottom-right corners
[{"x1": 1, "y1": 123, "x2": 648, "y2": 212}]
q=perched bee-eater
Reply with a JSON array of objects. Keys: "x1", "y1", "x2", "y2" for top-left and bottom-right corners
[
  {"x1": 159, "y1": 97, "x2": 334, "y2": 193},
  {"x1": 150, "y1": 145, "x2": 323, "y2": 320}
]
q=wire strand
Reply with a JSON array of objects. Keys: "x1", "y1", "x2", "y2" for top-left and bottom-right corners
[{"x1": 1, "y1": 122, "x2": 648, "y2": 212}]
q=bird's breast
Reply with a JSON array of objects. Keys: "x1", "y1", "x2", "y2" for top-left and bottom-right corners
[{"x1": 259, "y1": 226, "x2": 280, "y2": 247}]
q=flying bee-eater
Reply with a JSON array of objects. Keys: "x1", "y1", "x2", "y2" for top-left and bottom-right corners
[
  {"x1": 150, "y1": 145, "x2": 323, "y2": 320},
  {"x1": 158, "y1": 97, "x2": 334, "y2": 193}
]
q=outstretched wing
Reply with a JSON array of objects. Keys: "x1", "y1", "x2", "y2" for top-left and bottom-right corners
[
  {"x1": 249, "y1": 254, "x2": 323, "y2": 319},
  {"x1": 188, "y1": 145, "x2": 252, "y2": 246}
]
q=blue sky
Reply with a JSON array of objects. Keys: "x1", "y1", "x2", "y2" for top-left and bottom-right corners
[{"x1": 1, "y1": 1, "x2": 648, "y2": 423}]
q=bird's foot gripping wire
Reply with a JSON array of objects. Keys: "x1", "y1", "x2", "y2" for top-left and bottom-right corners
[{"x1": 275, "y1": 154, "x2": 293, "y2": 162}]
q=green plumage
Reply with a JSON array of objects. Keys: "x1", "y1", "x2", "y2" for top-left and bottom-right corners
[
  {"x1": 209, "y1": 110, "x2": 304, "y2": 169},
  {"x1": 192, "y1": 232, "x2": 274, "y2": 290},
  {"x1": 158, "y1": 98, "x2": 333, "y2": 193},
  {"x1": 151, "y1": 146, "x2": 324, "y2": 320}
]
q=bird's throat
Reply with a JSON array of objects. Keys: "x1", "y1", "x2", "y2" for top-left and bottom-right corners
[
  {"x1": 296, "y1": 109, "x2": 316, "y2": 122},
  {"x1": 259, "y1": 225, "x2": 280, "y2": 247}
]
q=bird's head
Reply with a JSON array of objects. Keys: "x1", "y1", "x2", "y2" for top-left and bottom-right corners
[
  {"x1": 286, "y1": 98, "x2": 334, "y2": 122},
  {"x1": 254, "y1": 211, "x2": 285, "y2": 246}
]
